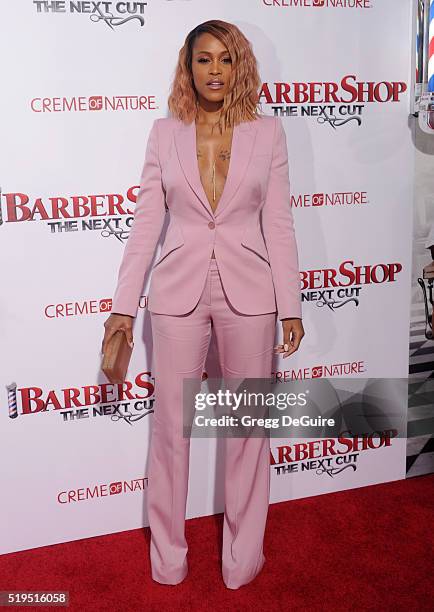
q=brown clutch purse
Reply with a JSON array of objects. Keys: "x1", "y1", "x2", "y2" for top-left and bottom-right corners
[{"x1": 101, "y1": 330, "x2": 133, "y2": 384}]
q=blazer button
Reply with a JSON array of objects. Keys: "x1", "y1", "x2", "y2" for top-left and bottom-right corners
[{"x1": 208, "y1": 221, "x2": 215, "y2": 229}]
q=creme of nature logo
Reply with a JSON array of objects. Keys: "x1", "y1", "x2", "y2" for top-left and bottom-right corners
[
  {"x1": 262, "y1": 0, "x2": 373, "y2": 9},
  {"x1": 273, "y1": 360, "x2": 366, "y2": 381},
  {"x1": 57, "y1": 477, "x2": 148, "y2": 504},
  {"x1": 30, "y1": 95, "x2": 158, "y2": 113},
  {"x1": 292, "y1": 191, "x2": 369, "y2": 208},
  {"x1": 32, "y1": 1, "x2": 147, "y2": 29}
]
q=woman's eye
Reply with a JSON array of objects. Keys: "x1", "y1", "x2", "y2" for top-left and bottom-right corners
[{"x1": 197, "y1": 57, "x2": 231, "y2": 64}]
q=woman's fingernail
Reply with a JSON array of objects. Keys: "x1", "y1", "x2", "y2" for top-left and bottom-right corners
[{"x1": 284, "y1": 343, "x2": 289, "y2": 351}]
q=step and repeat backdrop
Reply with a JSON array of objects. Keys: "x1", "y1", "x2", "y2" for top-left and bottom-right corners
[{"x1": 0, "y1": 0, "x2": 416, "y2": 554}]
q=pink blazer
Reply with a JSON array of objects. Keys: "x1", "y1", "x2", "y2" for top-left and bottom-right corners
[{"x1": 111, "y1": 114, "x2": 302, "y2": 321}]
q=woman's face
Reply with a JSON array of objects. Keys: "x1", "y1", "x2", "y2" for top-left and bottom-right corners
[{"x1": 191, "y1": 32, "x2": 233, "y2": 110}]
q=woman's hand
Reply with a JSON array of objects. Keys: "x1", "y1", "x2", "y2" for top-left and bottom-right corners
[
  {"x1": 274, "y1": 318, "x2": 304, "y2": 358},
  {"x1": 101, "y1": 313, "x2": 135, "y2": 354}
]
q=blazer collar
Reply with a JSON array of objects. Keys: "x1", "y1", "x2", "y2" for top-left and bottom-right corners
[{"x1": 174, "y1": 117, "x2": 258, "y2": 218}]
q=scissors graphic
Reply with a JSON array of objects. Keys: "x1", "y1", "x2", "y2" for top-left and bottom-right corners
[
  {"x1": 317, "y1": 297, "x2": 359, "y2": 310},
  {"x1": 111, "y1": 408, "x2": 134, "y2": 426},
  {"x1": 90, "y1": 5, "x2": 145, "y2": 29},
  {"x1": 101, "y1": 221, "x2": 130, "y2": 243},
  {"x1": 110, "y1": 407, "x2": 154, "y2": 425},
  {"x1": 316, "y1": 464, "x2": 357, "y2": 478},
  {"x1": 317, "y1": 111, "x2": 362, "y2": 129}
]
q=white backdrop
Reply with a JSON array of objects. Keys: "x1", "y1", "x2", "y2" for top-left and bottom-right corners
[{"x1": 0, "y1": 0, "x2": 415, "y2": 554}]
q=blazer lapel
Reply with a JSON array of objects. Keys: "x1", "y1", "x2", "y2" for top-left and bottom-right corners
[{"x1": 174, "y1": 118, "x2": 258, "y2": 218}]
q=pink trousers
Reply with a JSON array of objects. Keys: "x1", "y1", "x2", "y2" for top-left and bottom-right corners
[{"x1": 147, "y1": 257, "x2": 277, "y2": 589}]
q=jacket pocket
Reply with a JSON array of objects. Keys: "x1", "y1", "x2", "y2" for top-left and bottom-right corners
[
  {"x1": 240, "y1": 224, "x2": 270, "y2": 264},
  {"x1": 152, "y1": 221, "x2": 185, "y2": 268}
]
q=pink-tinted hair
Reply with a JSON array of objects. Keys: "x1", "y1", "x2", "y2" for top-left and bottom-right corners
[{"x1": 167, "y1": 19, "x2": 263, "y2": 130}]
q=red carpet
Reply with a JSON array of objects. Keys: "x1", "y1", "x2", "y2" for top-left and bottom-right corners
[{"x1": 1, "y1": 474, "x2": 433, "y2": 611}]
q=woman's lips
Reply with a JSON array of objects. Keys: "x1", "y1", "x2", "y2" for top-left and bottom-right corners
[{"x1": 207, "y1": 82, "x2": 224, "y2": 90}]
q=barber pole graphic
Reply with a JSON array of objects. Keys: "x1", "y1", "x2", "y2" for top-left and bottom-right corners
[
  {"x1": 417, "y1": 0, "x2": 424, "y2": 83},
  {"x1": 7, "y1": 383, "x2": 18, "y2": 419},
  {"x1": 416, "y1": 1, "x2": 434, "y2": 132},
  {"x1": 429, "y1": 0, "x2": 434, "y2": 91}
]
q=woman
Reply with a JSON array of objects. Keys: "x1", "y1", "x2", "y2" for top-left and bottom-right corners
[{"x1": 102, "y1": 19, "x2": 305, "y2": 589}]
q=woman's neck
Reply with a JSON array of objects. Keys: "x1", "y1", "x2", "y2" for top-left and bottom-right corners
[{"x1": 195, "y1": 105, "x2": 223, "y2": 127}]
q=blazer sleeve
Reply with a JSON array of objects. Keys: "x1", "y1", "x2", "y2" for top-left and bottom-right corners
[
  {"x1": 111, "y1": 118, "x2": 167, "y2": 317},
  {"x1": 261, "y1": 117, "x2": 302, "y2": 321}
]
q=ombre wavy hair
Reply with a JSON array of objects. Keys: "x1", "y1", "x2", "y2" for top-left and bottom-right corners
[{"x1": 167, "y1": 19, "x2": 263, "y2": 130}]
